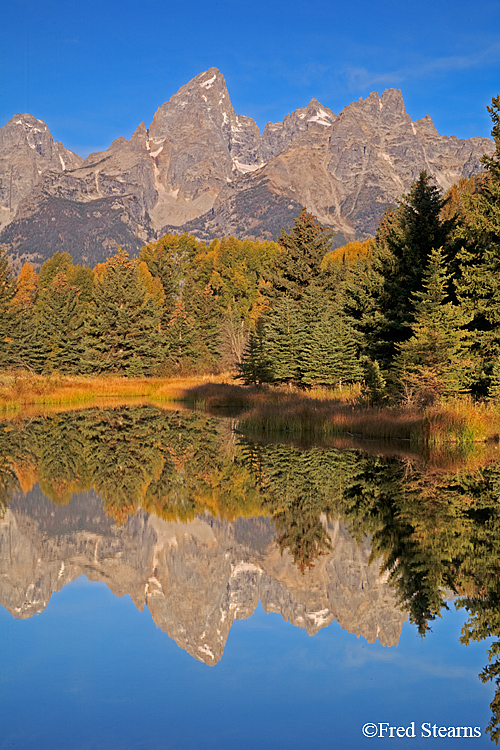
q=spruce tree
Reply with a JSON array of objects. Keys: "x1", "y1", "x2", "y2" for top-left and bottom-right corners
[
  {"x1": 83, "y1": 250, "x2": 163, "y2": 376},
  {"x1": 299, "y1": 284, "x2": 363, "y2": 388},
  {"x1": 31, "y1": 255, "x2": 95, "y2": 374},
  {"x1": 266, "y1": 209, "x2": 334, "y2": 303},
  {"x1": 455, "y1": 96, "x2": 500, "y2": 395},
  {"x1": 9, "y1": 264, "x2": 42, "y2": 372},
  {"x1": 395, "y1": 247, "x2": 471, "y2": 405},
  {"x1": 264, "y1": 296, "x2": 304, "y2": 384},
  {"x1": 370, "y1": 170, "x2": 455, "y2": 366},
  {"x1": 237, "y1": 319, "x2": 272, "y2": 385},
  {"x1": 36, "y1": 270, "x2": 88, "y2": 373},
  {"x1": 0, "y1": 249, "x2": 15, "y2": 367}
]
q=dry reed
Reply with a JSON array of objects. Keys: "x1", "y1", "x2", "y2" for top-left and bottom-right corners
[
  {"x1": 0, "y1": 371, "x2": 234, "y2": 414},
  {"x1": 2, "y1": 374, "x2": 499, "y2": 448}
]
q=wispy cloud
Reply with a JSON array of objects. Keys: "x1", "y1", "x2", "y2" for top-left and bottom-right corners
[{"x1": 344, "y1": 42, "x2": 500, "y2": 92}]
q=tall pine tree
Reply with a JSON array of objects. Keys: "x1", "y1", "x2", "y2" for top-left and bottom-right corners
[
  {"x1": 455, "y1": 96, "x2": 500, "y2": 396},
  {"x1": 0, "y1": 249, "x2": 15, "y2": 368},
  {"x1": 369, "y1": 170, "x2": 455, "y2": 367},
  {"x1": 395, "y1": 247, "x2": 471, "y2": 405},
  {"x1": 83, "y1": 250, "x2": 163, "y2": 376},
  {"x1": 242, "y1": 210, "x2": 363, "y2": 388}
]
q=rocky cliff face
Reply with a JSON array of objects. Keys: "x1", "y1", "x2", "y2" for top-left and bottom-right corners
[
  {"x1": 0, "y1": 488, "x2": 406, "y2": 664},
  {"x1": 0, "y1": 69, "x2": 493, "y2": 268},
  {"x1": 0, "y1": 114, "x2": 82, "y2": 234}
]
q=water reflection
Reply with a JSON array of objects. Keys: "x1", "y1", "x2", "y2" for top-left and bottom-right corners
[{"x1": 1, "y1": 406, "x2": 500, "y2": 740}]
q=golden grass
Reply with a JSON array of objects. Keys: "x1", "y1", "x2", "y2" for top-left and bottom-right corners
[
  {"x1": 423, "y1": 398, "x2": 500, "y2": 445},
  {"x1": 184, "y1": 383, "x2": 500, "y2": 446},
  {"x1": 0, "y1": 371, "x2": 234, "y2": 414},
  {"x1": 2, "y1": 374, "x2": 500, "y2": 449}
]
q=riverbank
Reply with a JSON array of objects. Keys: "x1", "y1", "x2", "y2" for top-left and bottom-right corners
[
  {"x1": 1, "y1": 373, "x2": 499, "y2": 446},
  {"x1": 187, "y1": 382, "x2": 500, "y2": 445},
  {"x1": 0, "y1": 372, "x2": 232, "y2": 413}
]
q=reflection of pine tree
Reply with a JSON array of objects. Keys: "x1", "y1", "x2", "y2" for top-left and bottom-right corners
[
  {"x1": 339, "y1": 455, "x2": 453, "y2": 635},
  {"x1": 36, "y1": 412, "x2": 90, "y2": 504},
  {"x1": 240, "y1": 439, "x2": 358, "y2": 571},
  {"x1": 456, "y1": 462, "x2": 500, "y2": 743},
  {"x1": 82, "y1": 408, "x2": 166, "y2": 521},
  {"x1": 0, "y1": 415, "x2": 40, "y2": 516}
]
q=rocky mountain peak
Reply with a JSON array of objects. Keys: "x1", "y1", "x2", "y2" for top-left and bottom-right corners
[
  {"x1": 0, "y1": 70, "x2": 494, "y2": 267},
  {"x1": 413, "y1": 113, "x2": 439, "y2": 136},
  {"x1": 304, "y1": 98, "x2": 336, "y2": 126},
  {"x1": 1, "y1": 113, "x2": 50, "y2": 152},
  {"x1": 131, "y1": 121, "x2": 148, "y2": 142},
  {"x1": 0, "y1": 113, "x2": 83, "y2": 234},
  {"x1": 149, "y1": 67, "x2": 235, "y2": 141},
  {"x1": 339, "y1": 88, "x2": 408, "y2": 126}
]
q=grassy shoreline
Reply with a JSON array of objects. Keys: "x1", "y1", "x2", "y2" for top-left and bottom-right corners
[
  {"x1": 1, "y1": 372, "x2": 499, "y2": 446},
  {"x1": 0, "y1": 372, "x2": 232, "y2": 414},
  {"x1": 188, "y1": 382, "x2": 500, "y2": 446}
]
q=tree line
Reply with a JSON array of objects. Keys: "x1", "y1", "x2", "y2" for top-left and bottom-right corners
[
  {"x1": 0, "y1": 234, "x2": 279, "y2": 376},
  {"x1": 241, "y1": 95, "x2": 500, "y2": 404},
  {"x1": 0, "y1": 96, "x2": 499, "y2": 403}
]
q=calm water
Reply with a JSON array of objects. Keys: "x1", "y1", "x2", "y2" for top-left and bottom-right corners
[{"x1": 1, "y1": 406, "x2": 499, "y2": 748}]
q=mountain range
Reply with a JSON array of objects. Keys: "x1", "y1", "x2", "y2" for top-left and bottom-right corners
[{"x1": 0, "y1": 67, "x2": 493, "y2": 270}]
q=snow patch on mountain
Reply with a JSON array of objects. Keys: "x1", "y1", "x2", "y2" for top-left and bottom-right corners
[{"x1": 200, "y1": 73, "x2": 217, "y2": 89}]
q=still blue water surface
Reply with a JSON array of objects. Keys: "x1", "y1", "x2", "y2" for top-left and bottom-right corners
[{"x1": 0, "y1": 575, "x2": 493, "y2": 749}]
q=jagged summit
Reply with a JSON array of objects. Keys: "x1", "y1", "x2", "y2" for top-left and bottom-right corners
[{"x1": 0, "y1": 69, "x2": 493, "y2": 269}]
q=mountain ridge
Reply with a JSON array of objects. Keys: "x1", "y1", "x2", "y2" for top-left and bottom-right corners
[{"x1": 0, "y1": 68, "x2": 493, "y2": 269}]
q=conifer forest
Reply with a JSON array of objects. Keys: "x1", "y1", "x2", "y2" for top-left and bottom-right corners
[{"x1": 1, "y1": 96, "x2": 500, "y2": 411}]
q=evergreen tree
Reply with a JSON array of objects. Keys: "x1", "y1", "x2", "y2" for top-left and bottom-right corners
[
  {"x1": 266, "y1": 209, "x2": 334, "y2": 303},
  {"x1": 455, "y1": 96, "x2": 500, "y2": 395},
  {"x1": 35, "y1": 270, "x2": 88, "y2": 373},
  {"x1": 237, "y1": 319, "x2": 271, "y2": 385},
  {"x1": 394, "y1": 247, "x2": 471, "y2": 405},
  {"x1": 264, "y1": 296, "x2": 304, "y2": 384},
  {"x1": 83, "y1": 250, "x2": 163, "y2": 376},
  {"x1": 28, "y1": 255, "x2": 94, "y2": 374},
  {"x1": 239, "y1": 210, "x2": 367, "y2": 388},
  {"x1": 183, "y1": 278, "x2": 221, "y2": 371},
  {"x1": 7, "y1": 263, "x2": 40, "y2": 372},
  {"x1": 360, "y1": 357, "x2": 387, "y2": 405},
  {"x1": 0, "y1": 248, "x2": 15, "y2": 367},
  {"x1": 299, "y1": 282, "x2": 363, "y2": 388},
  {"x1": 488, "y1": 357, "x2": 500, "y2": 401},
  {"x1": 370, "y1": 170, "x2": 455, "y2": 366}
]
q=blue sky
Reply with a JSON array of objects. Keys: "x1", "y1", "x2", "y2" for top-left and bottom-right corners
[{"x1": 1, "y1": 0, "x2": 499, "y2": 156}]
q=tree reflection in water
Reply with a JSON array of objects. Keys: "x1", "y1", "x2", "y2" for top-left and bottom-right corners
[{"x1": 2, "y1": 405, "x2": 500, "y2": 740}]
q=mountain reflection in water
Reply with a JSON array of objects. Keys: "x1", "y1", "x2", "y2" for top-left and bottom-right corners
[{"x1": 1, "y1": 405, "x2": 500, "y2": 742}]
